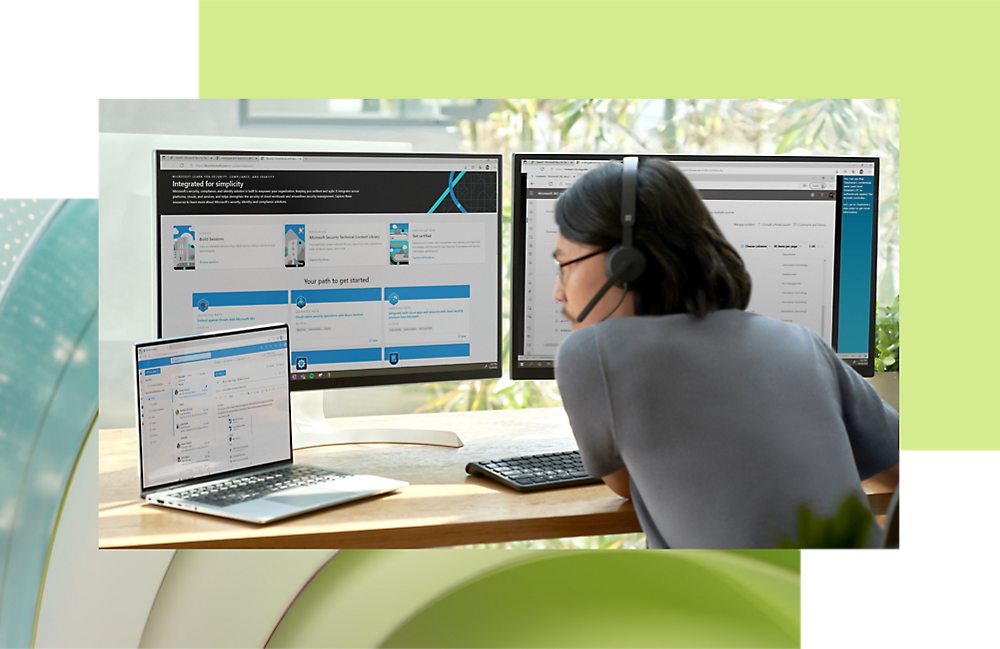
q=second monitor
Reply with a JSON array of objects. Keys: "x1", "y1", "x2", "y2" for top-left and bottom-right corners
[{"x1": 511, "y1": 153, "x2": 879, "y2": 379}]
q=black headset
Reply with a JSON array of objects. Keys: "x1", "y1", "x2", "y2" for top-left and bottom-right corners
[{"x1": 576, "y1": 156, "x2": 647, "y2": 322}]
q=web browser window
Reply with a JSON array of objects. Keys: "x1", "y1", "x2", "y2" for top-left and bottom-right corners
[
  {"x1": 136, "y1": 326, "x2": 291, "y2": 490},
  {"x1": 513, "y1": 156, "x2": 877, "y2": 376},
  {"x1": 155, "y1": 152, "x2": 502, "y2": 389}
]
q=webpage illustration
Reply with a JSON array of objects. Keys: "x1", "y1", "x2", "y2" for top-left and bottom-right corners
[
  {"x1": 157, "y1": 154, "x2": 501, "y2": 385},
  {"x1": 137, "y1": 328, "x2": 290, "y2": 489}
]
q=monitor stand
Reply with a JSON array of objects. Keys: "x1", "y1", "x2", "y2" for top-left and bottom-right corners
[{"x1": 290, "y1": 391, "x2": 463, "y2": 450}]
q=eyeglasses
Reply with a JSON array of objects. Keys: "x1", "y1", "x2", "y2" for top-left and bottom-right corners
[{"x1": 554, "y1": 249, "x2": 604, "y2": 285}]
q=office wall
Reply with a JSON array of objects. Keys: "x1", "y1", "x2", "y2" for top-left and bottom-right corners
[{"x1": 99, "y1": 99, "x2": 465, "y2": 153}]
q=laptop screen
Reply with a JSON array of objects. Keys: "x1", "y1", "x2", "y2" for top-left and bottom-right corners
[{"x1": 135, "y1": 323, "x2": 292, "y2": 491}]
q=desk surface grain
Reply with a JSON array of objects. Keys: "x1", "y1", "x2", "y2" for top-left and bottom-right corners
[{"x1": 99, "y1": 407, "x2": 893, "y2": 550}]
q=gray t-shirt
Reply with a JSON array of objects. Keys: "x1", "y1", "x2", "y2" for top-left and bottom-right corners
[{"x1": 555, "y1": 310, "x2": 899, "y2": 549}]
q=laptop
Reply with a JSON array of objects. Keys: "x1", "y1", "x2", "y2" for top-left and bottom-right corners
[{"x1": 134, "y1": 322, "x2": 407, "y2": 524}]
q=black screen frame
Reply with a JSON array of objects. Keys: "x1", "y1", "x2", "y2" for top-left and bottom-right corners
[
  {"x1": 154, "y1": 149, "x2": 504, "y2": 392},
  {"x1": 510, "y1": 153, "x2": 880, "y2": 380}
]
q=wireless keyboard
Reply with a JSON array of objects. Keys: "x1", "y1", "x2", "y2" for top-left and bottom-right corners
[{"x1": 465, "y1": 450, "x2": 602, "y2": 492}]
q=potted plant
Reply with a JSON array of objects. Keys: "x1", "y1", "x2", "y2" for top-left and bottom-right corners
[{"x1": 867, "y1": 295, "x2": 899, "y2": 411}]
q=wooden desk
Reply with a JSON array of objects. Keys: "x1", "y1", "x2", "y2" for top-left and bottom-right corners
[{"x1": 99, "y1": 407, "x2": 894, "y2": 549}]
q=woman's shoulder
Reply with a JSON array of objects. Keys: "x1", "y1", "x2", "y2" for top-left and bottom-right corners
[
  {"x1": 559, "y1": 310, "x2": 832, "y2": 366},
  {"x1": 592, "y1": 310, "x2": 832, "y2": 360},
  {"x1": 594, "y1": 309, "x2": 773, "y2": 337},
  {"x1": 555, "y1": 325, "x2": 599, "y2": 370},
  {"x1": 614, "y1": 309, "x2": 821, "y2": 334}
]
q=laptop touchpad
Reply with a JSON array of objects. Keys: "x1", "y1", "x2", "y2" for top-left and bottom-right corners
[
  {"x1": 267, "y1": 492, "x2": 352, "y2": 507},
  {"x1": 267, "y1": 489, "x2": 358, "y2": 508}
]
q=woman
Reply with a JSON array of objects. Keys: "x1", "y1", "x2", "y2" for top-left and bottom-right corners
[{"x1": 552, "y1": 157, "x2": 899, "y2": 548}]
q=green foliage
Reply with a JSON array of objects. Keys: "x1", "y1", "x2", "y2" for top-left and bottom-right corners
[
  {"x1": 778, "y1": 495, "x2": 872, "y2": 549},
  {"x1": 413, "y1": 376, "x2": 562, "y2": 413},
  {"x1": 875, "y1": 294, "x2": 900, "y2": 373},
  {"x1": 776, "y1": 99, "x2": 899, "y2": 302}
]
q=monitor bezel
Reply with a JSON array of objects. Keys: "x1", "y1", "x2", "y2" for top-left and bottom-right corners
[
  {"x1": 509, "y1": 152, "x2": 880, "y2": 380},
  {"x1": 154, "y1": 149, "x2": 504, "y2": 392}
]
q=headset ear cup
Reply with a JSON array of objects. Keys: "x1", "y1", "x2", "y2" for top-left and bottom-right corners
[
  {"x1": 605, "y1": 244, "x2": 619, "y2": 279},
  {"x1": 608, "y1": 155, "x2": 645, "y2": 289},
  {"x1": 605, "y1": 245, "x2": 646, "y2": 287}
]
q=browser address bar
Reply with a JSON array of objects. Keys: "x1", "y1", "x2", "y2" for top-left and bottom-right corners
[
  {"x1": 186, "y1": 163, "x2": 256, "y2": 169},
  {"x1": 171, "y1": 352, "x2": 212, "y2": 364}
]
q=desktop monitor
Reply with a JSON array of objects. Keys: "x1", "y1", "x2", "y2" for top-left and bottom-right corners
[
  {"x1": 511, "y1": 153, "x2": 880, "y2": 379},
  {"x1": 155, "y1": 150, "x2": 502, "y2": 438}
]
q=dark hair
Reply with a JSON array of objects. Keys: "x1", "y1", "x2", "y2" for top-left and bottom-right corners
[{"x1": 555, "y1": 157, "x2": 751, "y2": 317}]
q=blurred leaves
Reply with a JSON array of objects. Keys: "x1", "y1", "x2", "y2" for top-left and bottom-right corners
[
  {"x1": 775, "y1": 99, "x2": 899, "y2": 302},
  {"x1": 876, "y1": 294, "x2": 900, "y2": 373},
  {"x1": 414, "y1": 376, "x2": 563, "y2": 413},
  {"x1": 779, "y1": 494, "x2": 872, "y2": 549}
]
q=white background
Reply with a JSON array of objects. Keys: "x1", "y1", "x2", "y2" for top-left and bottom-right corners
[{"x1": 1, "y1": 2, "x2": 989, "y2": 648}]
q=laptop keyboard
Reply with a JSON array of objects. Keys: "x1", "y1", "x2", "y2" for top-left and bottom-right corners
[{"x1": 173, "y1": 465, "x2": 351, "y2": 507}]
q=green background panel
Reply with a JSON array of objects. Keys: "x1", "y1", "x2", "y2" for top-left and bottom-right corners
[
  {"x1": 267, "y1": 550, "x2": 800, "y2": 648},
  {"x1": 267, "y1": 550, "x2": 539, "y2": 648},
  {"x1": 199, "y1": 1, "x2": 997, "y2": 449},
  {"x1": 381, "y1": 552, "x2": 799, "y2": 648},
  {"x1": 724, "y1": 549, "x2": 800, "y2": 573}
]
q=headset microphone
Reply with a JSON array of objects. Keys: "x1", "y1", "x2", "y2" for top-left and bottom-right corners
[{"x1": 576, "y1": 156, "x2": 647, "y2": 323}]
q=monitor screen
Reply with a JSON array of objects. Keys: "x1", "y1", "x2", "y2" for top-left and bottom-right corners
[
  {"x1": 135, "y1": 323, "x2": 291, "y2": 492},
  {"x1": 155, "y1": 150, "x2": 502, "y2": 391},
  {"x1": 511, "y1": 154, "x2": 879, "y2": 379}
]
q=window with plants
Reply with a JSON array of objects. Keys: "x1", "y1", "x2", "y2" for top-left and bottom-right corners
[{"x1": 410, "y1": 99, "x2": 900, "y2": 411}]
